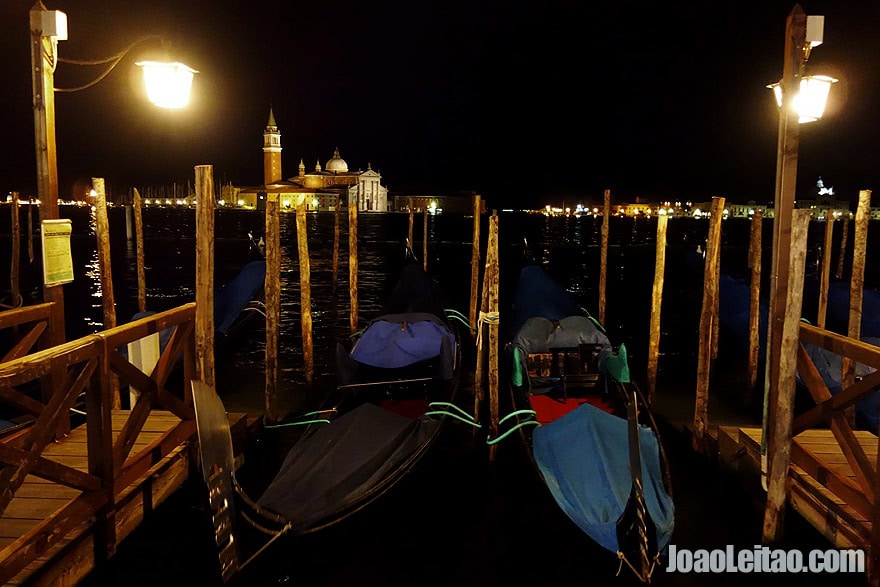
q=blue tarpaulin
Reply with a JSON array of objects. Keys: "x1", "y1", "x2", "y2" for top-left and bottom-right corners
[
  {"x1": 533, "y1": 403, "x2": 675, "y2": 554},
  {"x1": 214, "y1": 259, "x2": 266, "y2": 335},
  {"x1": 510, "y1": 265, "x2": 584, "y2": 337},
  {"x1": 351, "y1": 313, "x2": 455, "y2": 369}
]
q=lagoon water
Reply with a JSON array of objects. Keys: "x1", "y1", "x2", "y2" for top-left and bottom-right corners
[{"x1": 1, "y1": 206, "x2": 874, "y2": 586}]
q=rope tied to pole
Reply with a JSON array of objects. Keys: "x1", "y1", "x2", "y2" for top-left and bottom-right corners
[
  {"x1": 486, "y1": 409, "x2": 541, "y2": 445},
  {"x1": 476, "y1": 310, "x2": 499, "y2": 351}
]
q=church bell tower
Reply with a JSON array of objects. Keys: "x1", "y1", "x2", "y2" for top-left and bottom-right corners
[{"x1": 263, "y1": 108, "x2": 282, "y2": 184}]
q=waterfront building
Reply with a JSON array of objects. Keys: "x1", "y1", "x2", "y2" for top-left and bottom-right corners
[
  {"x1": 235, "y1": 110, "x2": 388, "y2": 212},
  {"x1": 391, "y1": 192, "x2": 484, "y2": 215},
  {"x1": 727, "y1": 202, "x2": 770, "y2": 219}
]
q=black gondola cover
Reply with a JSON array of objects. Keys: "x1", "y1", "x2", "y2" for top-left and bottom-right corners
[{"x1": 257, "y1": 403, "x2": 438, "y2": 531}]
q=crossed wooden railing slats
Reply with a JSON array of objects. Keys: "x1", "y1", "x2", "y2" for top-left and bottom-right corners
[
  {"x1": 0, "y1": 302, "x2": 198, "y2": 584},
  {"x1": 788, "y1": 321, "x2": 880, "y2": 533}
]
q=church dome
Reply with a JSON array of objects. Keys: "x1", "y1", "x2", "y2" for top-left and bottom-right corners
[{"x1": 325, "y1": 148, "x2": 348, "y2": 172}]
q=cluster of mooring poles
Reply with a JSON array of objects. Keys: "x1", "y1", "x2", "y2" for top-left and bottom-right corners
[
  {"x1": 43, "y1": 165, "x2": 450, "y2": 425},
  {"x1": 10, "y1": 142, "x2": 879, "y2": 581}
]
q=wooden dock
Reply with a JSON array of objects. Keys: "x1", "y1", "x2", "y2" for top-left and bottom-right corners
[
  {"x1": 702, "y1": 320, "x2": 880, "y2": 584},
  {"x1": 726, "y1": 425, "x2": 875, "y2": 550},
  {"x1": 1, "y1": 411, "x2": 192, "y2": 585},
  {"x1": 0, "y1": 302, "x2": 246, "y2": 586}
]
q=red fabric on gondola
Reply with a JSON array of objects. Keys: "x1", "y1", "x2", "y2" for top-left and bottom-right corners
[
  {"x1": 528, "y1": 393, "x2": 613, "y2": 425},
  {"x1": 380, "y1": 398, "x2": 429, "y2": 420}
]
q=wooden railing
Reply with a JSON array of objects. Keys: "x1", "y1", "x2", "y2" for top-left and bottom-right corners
[
  {"x1": 792, "y1": 322, "x2": 880, "y2": 577},
  {"x1": 0, "y1": 302, "x2": 197, "y2": 583},
  {"x1": 0, "y1": 302, "x2": 58, "y2": 417}
]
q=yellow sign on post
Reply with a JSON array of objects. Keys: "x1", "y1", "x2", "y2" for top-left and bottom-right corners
[{"x1": 41, "y1": 219, "x2": 74, "y2": 286}]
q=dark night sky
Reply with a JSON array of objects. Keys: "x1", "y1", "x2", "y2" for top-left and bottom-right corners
[{"x1": 1, "y1": 0, "x2": 879, "y2": 210}]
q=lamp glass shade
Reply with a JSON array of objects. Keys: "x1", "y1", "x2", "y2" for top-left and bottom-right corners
[
  {"x1": 768, "y1": 74, "x2": 838, "y2": 123},
  {"x1": 136, "y1": 61, "x2": 197, "y2": 109}
]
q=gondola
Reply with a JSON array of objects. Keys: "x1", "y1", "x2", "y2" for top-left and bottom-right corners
[
  {"x1": 503, "y1": 262, "x2": 674, "y2": 582},
  {"x1": 192, "y1": 256, "x2": 463, "y2": 581}
]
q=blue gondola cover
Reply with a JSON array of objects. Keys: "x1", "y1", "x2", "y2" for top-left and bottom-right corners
[
  {"x1": 351, "y1": 313, "x2": 455, "y2": 370},
  {"x1": 533, "y1": 403, "x2": 675, "y2": 554},
  {"x1": 214, "y1": 259, "x2": 266, "y2": 335}
]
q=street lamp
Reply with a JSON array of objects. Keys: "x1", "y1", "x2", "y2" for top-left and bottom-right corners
[
  {"x1": 767, "y1": 74, "x2": 838, "y2": 123},
  {"x1": 136, "y1": 61, "x2": 198, "y2": 109},
  {"x1": 761, "y1": 5, "x2": 837, "y2": 543},
  {"x1": 765, "y1": 12, "x2": 836, "y2": 124},
  {"x1": 29, "y1": 1, "x2": 196, "y2": 342}
]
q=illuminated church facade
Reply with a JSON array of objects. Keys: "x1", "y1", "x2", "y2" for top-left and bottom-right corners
[{"x1": 232, "y1": 110, "x2": 388, "y2": 212}]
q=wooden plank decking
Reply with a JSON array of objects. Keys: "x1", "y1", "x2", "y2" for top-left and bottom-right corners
[
  {"x1": 736, "y1": 426, "x2": 875, "y2": 550},
  {"x1": 0, "y1": 410, "x2": 218, "y2": 586}
]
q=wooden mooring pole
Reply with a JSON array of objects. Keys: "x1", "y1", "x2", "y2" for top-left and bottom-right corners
[
  {"x1": 332, "y1": 203, "x2": 340, "y2": 287},
  {"x1": 133, "y1": 188, "x2": 147, "y2": 313},
  {"x1": 265, "y1": 192, "x2": 280, "y2": 420},
  {"x1": 762, "y1": 6, "x2": 805, "y2": 513},
  {"x1": 349, "y1": 196, "x2": 359, "y2": 333},
  {"x1": 599, "y1": 189, "x2": 610, "y2": 326},
  {"x1": 474, "y1": 232, "x2": 490, "y2": 426},
  {"x1": 92, "y1": 178, "x2": 117, "y2": 333},
  {"x1": 27, "y1": 203, "x2": 34, "y2": 264},
  {"x1": 408, "y1": 198, "x2": 414, "y2": 249},
  {"x1": 297, "y1": 198, "x2": 314, "y2": 386},
  {"x1": 712, "y1": 220, "x2": 721, "y2": 361},
  {"x1": 842, "y1": 190, "x2": 872, "y2": 391},
  {"x1": 485, "y1": 213, "x2": 500, "y2": 461},
  {"x1": 762, "y1": 209, "x2": 811, "y2": 542},
  {"x1": 693, "y1": 196, "x2": 724, "y2": 453},
  {"x1": 748, "y1": 210, "x2": 763, "y2": 393},
  {"x1": 817, "y1": 215, "x2": 834, "y2": 329},
  {"x1": 423, "y1": 208, "x2": 428, "y2": 271},
  {"x1": 10, "y1": 192, "x2": 21, "y2": 307},
  {"x1": 124, "y1": 204, "x2": 133, "y2": 242},
  {"x1": 836, "y1": 215, "x2": 849, "y2": 280},
  {"x1": 469, "y1": 195, "x2": 481, "y2": 341},
  {"x1": 194, "y1": 165, "x2": 215, "y2": 388},
  {"x1": 92, "y1": 178, "x2": 120, "y2": 409},
  {"x1": 646, "y1": 212, "x2": 668, "y2": 404}
]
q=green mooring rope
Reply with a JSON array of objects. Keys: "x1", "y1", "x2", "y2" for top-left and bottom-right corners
[
  {"x1": 264, "y1": 409, "x2": 336, "y2": 429},
  {"x1": 424, "y1": 410, "x2": 482, "y2": 428},
  {"x1": 429, "y1": 401, "x2": 474, "y2": 420},
  {"x1": 264, "y1": 419, "x2": 331, "y2": 428},
  {"x1": 498, "y1": 409, "x2": 537, "y2": 426},
  {"x1": 486, "y1": 409, "x2": 541, "y2": 445},
  {"x1": 426, "y1": 401, "x2": 481, "y2": 428},
  {"x1": 445, "y1": 308, "x2": 476, "y2": 330},
  {"x1": 486, "y1": 420, "x2": 541, "y2": 445}
]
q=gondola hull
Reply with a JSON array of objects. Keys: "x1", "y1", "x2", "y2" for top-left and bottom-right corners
[
  {"x1": 193, "y1": 261, "x2": 462, "y2": 578},
  {"x1": 506, "y1": 265, "x2": 674, "y2": 582}
]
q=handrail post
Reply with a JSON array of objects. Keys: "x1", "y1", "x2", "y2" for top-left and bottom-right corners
[{"x1": 86, "y1": 348, "x2": 118, "y2": 561}]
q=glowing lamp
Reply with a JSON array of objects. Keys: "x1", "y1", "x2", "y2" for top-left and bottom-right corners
[
  {"x1": 136, "y1": 61, "x2": 198, "y2": 109},
  {"x1": 768, "y1": 74, "x2": 837, "y2": 123}
]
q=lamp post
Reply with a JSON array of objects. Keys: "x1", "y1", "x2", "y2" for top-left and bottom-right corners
[
  {"x1": 29, "y1": 1, "x2": 196, "y2": 345},
  {"x1": 30, "y1": 2, "x2": 67, "y2": 349},
  {"x1": 762, "y1": 4, "x2": 835, "y2": 543}
]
